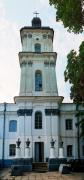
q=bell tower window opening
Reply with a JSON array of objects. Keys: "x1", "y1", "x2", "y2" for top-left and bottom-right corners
[
  {"x1": 35, "y1": 111, "x2": 42, "y2": 129},
  {"x1": 35, "y1": 43, "x2": 41, "y2": 53},
  {"x1": 35, "y1": 70, "x2": 42, "y2": 91}
]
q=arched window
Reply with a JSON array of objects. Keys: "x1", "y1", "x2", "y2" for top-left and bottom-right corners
[
  {"x1": 9, "y1": 144, "x2": 16, "y2": 156},
  {"x1": 35, "y1": 111, "x2": 42, "y2": 129},
  {"x1": 35, "y1": 43, "x2": 41, "y2": 53},
  {"x1": 9, "y1": 120, "x2": 17, "y2": 132},
  {"x1": 35, "y1": 70, "x2": 42, "y2": 91}
]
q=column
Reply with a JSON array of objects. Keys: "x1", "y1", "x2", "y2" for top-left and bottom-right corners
[
  {"x1": 59, "y1": 142, "x2": 65, "y2": 158},
  {"x1": 49, "y1": 139, "x2": 56, "y2": 159},
  {"x1": 25, "y1": 138, "x2": 31, "y2": 158},
  {"x1": 16, "y1": 138, "x2": 21, "y2": 159}
]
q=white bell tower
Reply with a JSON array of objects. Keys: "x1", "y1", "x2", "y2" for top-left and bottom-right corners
[
  {"x1": 14, "y1": 16, "x2": 63, "y2": 161},
  {"x1": 19, "y1": 17, "x2": 58, "y2": 97}
]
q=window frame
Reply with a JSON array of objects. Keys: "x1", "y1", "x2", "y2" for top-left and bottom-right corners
[
  {"x1": 35, "y1": 111, "x2": 42, "y2": 129},
  {"x1": 35, "y1": 43, "x2": 41, "y2": 53},
  {"x1": 65, "y1": 119, "x2": 73, "y2": 130},
  {"x1": 67, "y1": 145, "x2": 73, "y2": 157},
  {"x1": 35, "y1": 70, "x2": 42, "y2": 91},
  {"x1": 82, "y1": 145, "x2": 84, "y2": 156},
  {"x1": 9, "y1": 120, "x2": 17, "y2": 132},
  {"x1": 9, "y1": 144, "x2": 16, "y2": 157}
]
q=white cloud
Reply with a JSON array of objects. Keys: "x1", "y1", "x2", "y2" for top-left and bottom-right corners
[
  {"x1": 39, "y1": 0, "x2": 49, "y2": 6},
  {"x1": 0, "y1": 0, "x2": 21, "y2": 102},
  {"x1": 0, "y1": 0, "x2": 5, "y2": 18},
  {"x1": 53, "y1": 26, "x2": 84, "y2": 56}
]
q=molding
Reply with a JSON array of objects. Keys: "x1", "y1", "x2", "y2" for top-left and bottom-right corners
[
  {"x1": 76, "y1": 110, "x2": 84, "y2": 116},
  {"x1": 44, "y1": 61, "x2": 56, "y2": 66},
  {"x1": 61, "y1": 136, "x2": 78, "y2": 138},
  {"x1": 20, "y1": 60, "x2": 33, "y2": 67},
  {"x1": 17, "y1": 109, "x2": 33, "y2": 116},
  {"x1": 14, "y1": 95, "x2": 64, "y2": 104},
  {"x1": 60, "y1": 111, "x2": 77, "y2": 115},
  {"x1": 20, "y1": 27, "x2": 54, "y2": 37},
  {"x1": 19, "y1": 52, "x2": 57, "y2": 62},
  {"x1": 45, "y1": 109, "x2": 60, "y2": 116},
  {"x1": 0, "y1": 111, "x2": 17, "y2": 116}
]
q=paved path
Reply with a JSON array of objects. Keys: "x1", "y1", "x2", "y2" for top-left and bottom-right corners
[{"x1": 0, "y1": 169, "x2": 84, "y2": 180}]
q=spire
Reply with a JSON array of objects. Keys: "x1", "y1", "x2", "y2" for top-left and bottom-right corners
[
  {"x1": 33, "y1": 11, "x2": 39, "y2": 18},
  {"x1": 32, "y1": 12, "x2": 41, "y2": 28}
]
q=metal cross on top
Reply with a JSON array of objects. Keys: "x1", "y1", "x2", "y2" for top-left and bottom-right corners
[{"x1": 33, "y1": 11, "x2": 39, "y2": 17}]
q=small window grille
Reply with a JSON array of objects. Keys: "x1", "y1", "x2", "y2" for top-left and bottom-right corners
[{"x1": 35, "y1": 112, "x2": 42, "y2": 129}]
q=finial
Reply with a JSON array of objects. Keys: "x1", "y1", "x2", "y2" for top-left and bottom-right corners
[{"x1": 33, "y1": 11, "x2": 39, "y2": 17}]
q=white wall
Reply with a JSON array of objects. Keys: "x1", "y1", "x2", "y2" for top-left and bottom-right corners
[
  {"x1": 19, "y1": 57, "x2": 58, "y2": 96},
  {"x1": 21, "y1": 30, "x2": 53, "y2": 52},
  {"x1": 0, "y1": 102, "x2": 84, "y2": 160}
]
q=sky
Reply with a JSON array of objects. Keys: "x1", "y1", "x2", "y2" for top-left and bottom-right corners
[{"x1": 0, "y1": 0, "x2": 83, "y2": 103}]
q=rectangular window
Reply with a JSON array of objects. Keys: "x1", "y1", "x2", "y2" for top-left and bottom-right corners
[
  {"x1": 67, "y1": 145, "x2": 72, "y2": 157},
  {"x1": 9, "y1": 144, "x2": 16, "y2": 156},
  {"x1": 9, "y1": 120, "x2": 17, "y2": 132},
  {"x1": 82, "y1": 145, "x2": 84, "y2": 156},
  {"x1": 35, "y1": 112, "x2": 42, "y2": 129},
  {"x1": 35, "y1": 72, "x2": 42, "y2": 91},
  {"x1": 35, "y1": 120, "x2": 42, "y2": 129},
  {"x1": 66, "y1": 119, "x2": 72, "y2": 130}
]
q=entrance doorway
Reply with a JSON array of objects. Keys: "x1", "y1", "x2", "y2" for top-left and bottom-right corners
[{"x1": 35, "y1": 142, "x2": 44, "y2": 162}]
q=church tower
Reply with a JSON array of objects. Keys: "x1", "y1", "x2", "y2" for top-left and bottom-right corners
[
  {"x1": 14, "y1": 16, "x2": 63, "y2": 162},
  {"x1": 19, "y1": 17, "x2": 58, "y2": 97}
]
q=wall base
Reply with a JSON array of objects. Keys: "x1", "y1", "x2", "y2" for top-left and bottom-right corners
[{"x1": 48, "y1": 158, "x2": 67, "y2": 171}]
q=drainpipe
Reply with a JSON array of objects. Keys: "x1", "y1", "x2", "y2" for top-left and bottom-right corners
[
  {"x1": 76, "y1": 104, "x2": 80, "y2": 159},
  {"x1": 2, "y1": 102, "x2": 6, "y2": 167}
]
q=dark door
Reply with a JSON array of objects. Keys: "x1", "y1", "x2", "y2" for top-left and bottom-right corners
[{"x1": 35, "y1": 142, "x2": 44, "y2": 162}]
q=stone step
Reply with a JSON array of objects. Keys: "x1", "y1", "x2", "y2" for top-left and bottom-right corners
[{"x1": 32, "y1": 162, "x2": 48, "y2": 172}]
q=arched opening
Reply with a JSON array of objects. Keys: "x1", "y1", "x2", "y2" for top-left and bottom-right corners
[
  {"x1": 35, "y1": 70, "x2": 42, "y2": 91},
  {"x1": 35, "y1": 43, "x2": 41, "y2": 53}
]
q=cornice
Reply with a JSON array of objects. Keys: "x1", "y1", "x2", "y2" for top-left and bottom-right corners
[
  {"x1": 0, "y1": 111, "x2": 17, "y2": 115},
  {"x1": 19, "y1": 52, "x2": 57, "y2": 60},
  {"x1": 60, "y1": 111, "x2": 77, "y2": 115},
  {"x1": 14, "y1": 95, "x2": 64, "y2": 104},
  {"x1": 20, "y1": 27, "x2": 54, "y2": 35},
  {"x1": 61, "y1": 136, "x2": 77, "y2": 138}
]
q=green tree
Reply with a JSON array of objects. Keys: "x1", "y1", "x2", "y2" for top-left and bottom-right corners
[
  {"x1": 49, "y1": 0, "x2": 84, "y2": 155},
  {"x1": 49, "y1": 0, "x2": 84, "y2": 33},
  {"x1": 64, "y1": 41, "x2": 84, "y2": 103},
  {"x1": 64, "y1": 41, "x2": 84, "y2": 142}
]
